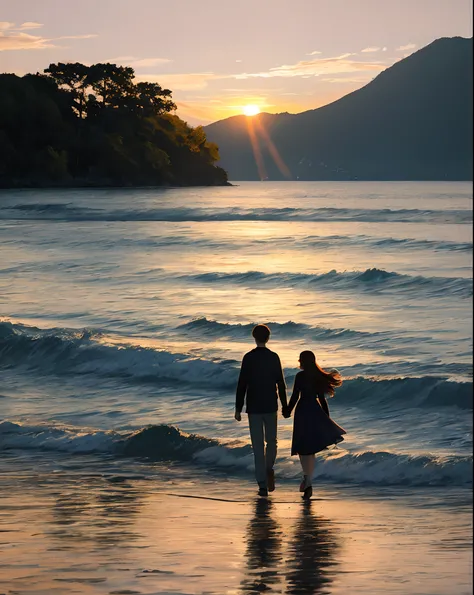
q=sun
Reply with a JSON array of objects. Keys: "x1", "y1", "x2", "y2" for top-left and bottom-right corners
[{"x1": 243, "y1": 104, "x2": 261, "y2": 116}]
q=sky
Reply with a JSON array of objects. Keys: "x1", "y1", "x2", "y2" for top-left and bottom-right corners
[{"x1": 0, "y1": 0, "x2": 472, "y2": 126}]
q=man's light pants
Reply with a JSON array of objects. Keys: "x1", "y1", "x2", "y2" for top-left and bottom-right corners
[{"x1": 248, "y1": 412, "x2": 278, "y2": 487}]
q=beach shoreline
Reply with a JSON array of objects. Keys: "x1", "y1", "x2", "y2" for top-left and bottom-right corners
[{"x1": 1, "y1": 453, "x2": 471, "y2": 595}]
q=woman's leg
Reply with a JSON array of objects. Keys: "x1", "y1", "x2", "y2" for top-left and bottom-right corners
[{"x1": 298, "y1": 454, "x2": 315, "y2": 485}]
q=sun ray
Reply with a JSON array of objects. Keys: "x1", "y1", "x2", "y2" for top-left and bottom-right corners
[
  {"x1": 254, "y1": 118, "x2": 292, "y2": 179},
  {"x1": 246, "y1": 117, "x2": 267, "y2": 180}
]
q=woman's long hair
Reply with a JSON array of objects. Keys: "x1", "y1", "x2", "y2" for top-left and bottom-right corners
[{"x1": 299, "y1": 351, "x2": 342, "y2": 397}]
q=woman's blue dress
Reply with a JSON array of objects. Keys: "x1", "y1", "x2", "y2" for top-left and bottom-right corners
[{"x1": 288, "y1": 371, "x2": 346, "y2": 456}]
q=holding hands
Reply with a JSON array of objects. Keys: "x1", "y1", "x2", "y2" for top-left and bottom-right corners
[{"x1": 282, "y1": 406, "x2": 291, "y2": 419}]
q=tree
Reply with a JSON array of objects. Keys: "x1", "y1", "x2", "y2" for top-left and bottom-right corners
[
  {"x1": 0, "y1": 63, "x2": 228, "y2": 188},
  {"x1": 135, "y1": 82, "x2": 176, "y2": 115},
  {"x1": 87, "y1": 63, "x2": 135, "y2": 109},
  {"x1": 44, "y1": 62, "x2": 89, "y2": 118}
]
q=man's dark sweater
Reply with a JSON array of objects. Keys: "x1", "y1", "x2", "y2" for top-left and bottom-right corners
[{"x1": 235, "y1": 346, "x2": 288, "y2": 414}]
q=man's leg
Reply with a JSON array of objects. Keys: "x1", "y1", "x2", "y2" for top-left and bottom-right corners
[
  {"x1": 263, "y1": 412, "x2": 278, "y2": 473},
  {"x1": 248, "y1": 414, "x2": 266, "y2": 487}
]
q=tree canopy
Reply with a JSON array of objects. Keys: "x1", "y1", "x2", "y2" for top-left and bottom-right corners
[{"x1": 0, "y1": 62, "x2": 228, "y2": 187}]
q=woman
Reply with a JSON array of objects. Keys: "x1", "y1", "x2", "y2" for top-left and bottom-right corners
[{"x1": 283, "y1": 351, "x2": 346, "y2": 499}]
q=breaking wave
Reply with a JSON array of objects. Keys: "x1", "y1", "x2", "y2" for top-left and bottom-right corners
[
  {"x1": 0, "y1": 321, "x2": 471, "y2": 410},
  {"x1": 1, "y1": 203, "x2": 471, "y2": 224},
  {"x1": 177, "y1": 317, "x2": 387, "y2": 342},
  {"x1": 304, "y1": 235, "x2": 473, "y2": 253},
  {"x1": 35, "y1": 233, "x2": 471, "y2": 254},
  {"x1": 0, "y1": 421, "x2": 471, "y2": 488},
  {"x1": 185, "y1": 268, "x2": 472, "y2": 299},
  {"x1": 0, "y1": 321, "x2": 234, "y2": 388}
]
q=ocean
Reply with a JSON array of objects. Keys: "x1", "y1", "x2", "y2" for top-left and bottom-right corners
[
  {"x1": 1, "y1": 181, "x2": 472, "y2": 594},
  {"x1": 0, "y1": 181, "x2": 472, "y2": 489}
]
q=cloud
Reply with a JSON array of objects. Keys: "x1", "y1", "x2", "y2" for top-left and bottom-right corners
[
  {"x1": 396, "y1": 43, "x2": 417, "y2": 52},
  {"x1": 307, "y1": 50, "x2": 322, "y2": 56},
  {"x1": 130, "y1": 57, "x2": 171, "y2": 68},
  {"x1": 175, "y1": 101, "x2": 215, "y2": 125},
  {"x1": 0, "y1": 31, "x2": 55, "y2": 51},
  {"x1": 0, "y1": 22, "x2": 96, "y2": 51},
  {"x1": 234, "y1": 54, "x2": 384, "y2": 79},
  {"x1": 322, "y1": 75, "x2": 375, "y2": 84},
  {"x1": 106, "y1": 56, "x2": 172, "y2": 68},
  {"x1": 220, "y1": 86, "x2": 285, "y2": 95},
  {"x1": 361, "y1": 46, "x2": 381, "y2": 53},
  {"x1": 57, "y1": 34, "x2": 98, "y2": 40},
  {"x1": 124, "y1": 52, "x2": 387, "y2": 94},
  {"x1": 18, "y1": 22, "x2": 43, "y2": 30},
  {"x1": 105, "y1": 55, "x2": 134, "y2": 62},
  {"x1": 136, "y1": 72, "x2": 217, "y2": 91}
]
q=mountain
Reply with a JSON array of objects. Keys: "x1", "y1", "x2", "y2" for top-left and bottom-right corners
[{"x1": 204, "y1": 37, "x2": 473, "y2": 181}]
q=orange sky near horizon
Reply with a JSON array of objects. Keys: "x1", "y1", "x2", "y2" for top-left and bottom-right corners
[
  {"x1": 176, "y1": 86, "x2": 369, "y2": 124},
  {"x1": 0, "y1": 0, "x2": 472, "y2": 125}
]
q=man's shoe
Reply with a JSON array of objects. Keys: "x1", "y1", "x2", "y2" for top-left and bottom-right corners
[
  {"x1": 258, "y1": 485, "x2": 268, "y2": 497},
  {"x1": 303, "y1": 485, "x2": 313, "y2": 500},
  {"x1": 266, "y1": 469, "x2": 275, "y2": 492}
]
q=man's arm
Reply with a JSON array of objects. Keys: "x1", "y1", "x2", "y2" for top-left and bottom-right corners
[
  {"x1": 276, "y1": 355, "x2": 288, "y2": 409},
  {"x1": 235, "y1": 355, "x2": 249, "y2": 420}
]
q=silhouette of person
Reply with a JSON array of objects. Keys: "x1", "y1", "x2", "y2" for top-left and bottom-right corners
[
  {"x1": 284, "y1": 351, "x2": 345, "y2": 500},
  {"x1": 285, "y1": 501, "x2": 340, "y2": 594},
  {"x1": 235, "y1": 324, "x2": 288, "y2": 497},
  {"x1": 241, "y1": 497, "x2": 284, "y2": 593}
]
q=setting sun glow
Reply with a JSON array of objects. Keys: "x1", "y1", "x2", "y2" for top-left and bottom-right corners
[{"x1": 243, "y1": 104, "x2": 261, "y2": 116}]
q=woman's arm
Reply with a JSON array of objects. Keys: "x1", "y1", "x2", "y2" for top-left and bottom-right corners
[{"x1": 285, "y1": 375, "x2": 301, "y2": 416}]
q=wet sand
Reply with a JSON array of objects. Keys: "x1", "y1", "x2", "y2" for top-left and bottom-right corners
[{"x1": 0, "y1": 458, "x2": 472, "y2": 595}]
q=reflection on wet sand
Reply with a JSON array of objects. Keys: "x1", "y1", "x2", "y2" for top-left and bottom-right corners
[
  {"x1": 286, "y1": 500, "x2": 340, "y2": 594},
  {"x1": 241, "y1": 498, "x2": 339, "y2": 595},
  {"x1": 241, "y1": 498, "x2": 339, "y2": 594},
  {"x1": 1, "y1": 458, "x2": 471, "y2": 595},
  {"x1": 241, "y1": 498, "x2": 284, "y2": 593},
  {"x1": 48, "y1": 475, "x2": 144, "y2": 551}
]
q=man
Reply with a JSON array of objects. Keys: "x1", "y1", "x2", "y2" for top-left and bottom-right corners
[{"x1": 235, "y1": 324, "x2": 288, "y2": 497}]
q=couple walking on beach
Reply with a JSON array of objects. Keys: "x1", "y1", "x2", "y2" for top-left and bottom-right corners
[{"x1": 235, "y1": 324, "x2": 346, "y2": 499}]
